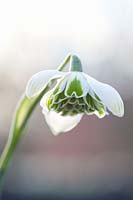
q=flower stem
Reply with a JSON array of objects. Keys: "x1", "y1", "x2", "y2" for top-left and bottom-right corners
[
  {"x1": 57, "y1": 54, "x2": 71, "y2": 71},
  {"x1": 0, "y1": 91, "x2": 48, "y2": 188},
  {"x1": 0, "y1": 55, "x2": 71, "y2": 189}
]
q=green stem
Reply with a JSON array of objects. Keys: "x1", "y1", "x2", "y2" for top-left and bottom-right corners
[
  {"x1": 0, "y1": 54, "x2": 71, "y2": 188},
  {"x1": 0, "y1": 87, "x2": 50, "y2": 189},
  {"x1": 57, "y1": 54, "x2": 71, "y2": 71}
]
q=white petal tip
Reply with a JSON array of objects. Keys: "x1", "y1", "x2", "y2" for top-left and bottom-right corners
[
  {"x1": 111, "y1": 99, "x2": 124, "y2": 118},
  {"x1": 114, "y1": 109, "x2": 124, "y2": 118},
  {"x1": 51, "y1": 130, "x2": 61, "y2": 136},
  {"x1": 42, "y1": 110, "x2": 83, "y2": 135}
]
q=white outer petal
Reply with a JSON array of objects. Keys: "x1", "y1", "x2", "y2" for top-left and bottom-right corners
[
  {"x1": 26, "y1": 70, "x2": 65, "y2": 98},
  {"x1": 54, "y1": 74, "x2": 70, "y2": 95},
  {"x1": 42, "y1": 110, "x2": 83, "y2": 136},
  {"x1": 83, "y1": 73, "x2": 124, "y2": 117}
]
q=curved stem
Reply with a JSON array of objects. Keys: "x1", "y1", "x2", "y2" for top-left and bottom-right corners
[
  {"x1": 0, "y1": 54, "x2": 71, "y2": 188},
  {"x1": 57, "y1": 54, "x2": 71, "y2": 71},
  {"x1": 0, "y1": 88, "x2": 49, "y2": 188}
]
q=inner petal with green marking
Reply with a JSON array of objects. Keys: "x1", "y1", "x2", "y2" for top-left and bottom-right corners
[
  {"x1": 45, "y1": 74, "x2": 106, "y2": 117},
  {"x1": 66, "y1": 77, "x2": 83, "y2": 97},
  {"x1": 46, "y1": 92, "x2": 105, "y2": 117}
]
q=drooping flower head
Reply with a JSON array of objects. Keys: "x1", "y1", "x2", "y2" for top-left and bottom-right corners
[{"x1": 26, "y1": 55, "x2": 124, "y2": 135}]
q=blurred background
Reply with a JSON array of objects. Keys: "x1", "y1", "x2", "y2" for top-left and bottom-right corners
[{"x1": 0, "y1": 0, "x2": 133, "y2": 199}]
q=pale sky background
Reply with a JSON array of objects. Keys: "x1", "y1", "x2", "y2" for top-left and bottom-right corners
[{"x1": 0, "y1": 0, "x2": 133, "y2": 77}]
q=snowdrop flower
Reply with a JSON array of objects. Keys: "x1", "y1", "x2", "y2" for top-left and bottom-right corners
[{"x1": 26, "y1": 55, "x2": 124, "y2": 135}]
